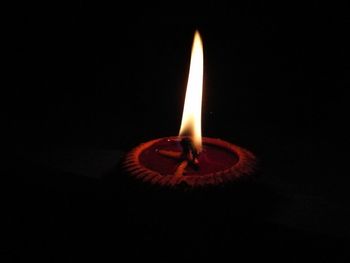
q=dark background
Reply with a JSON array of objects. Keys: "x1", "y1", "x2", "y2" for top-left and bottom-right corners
[{"x1": 5, "y1": 1, "x2": 350, "y2": 262}]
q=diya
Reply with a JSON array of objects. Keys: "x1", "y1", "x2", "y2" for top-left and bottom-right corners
[{"x1": 123, "y1": 30, "x2": 256, "y2": 188}]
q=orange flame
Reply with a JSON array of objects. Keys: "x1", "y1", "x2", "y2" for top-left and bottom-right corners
[{"x1": 179, "y1": 30, "x2": 204, "y2": 152}]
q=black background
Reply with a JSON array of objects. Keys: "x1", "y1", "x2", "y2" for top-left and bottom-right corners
[{"x1": 5, "y1": 1, "x2": 350, "y2": 262}]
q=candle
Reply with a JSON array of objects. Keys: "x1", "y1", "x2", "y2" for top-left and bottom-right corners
[{"x1": 123, "y1": 30, "x2": 256, "y2": 188}]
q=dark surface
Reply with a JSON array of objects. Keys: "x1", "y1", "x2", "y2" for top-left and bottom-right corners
[{"x1": 5, "y1": 1, "x2": 350, "y2": 262}]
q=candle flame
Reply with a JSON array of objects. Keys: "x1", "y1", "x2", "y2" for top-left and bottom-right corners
[{"x1": 179, "y1": 30, "x2": 203, "y2": 152}]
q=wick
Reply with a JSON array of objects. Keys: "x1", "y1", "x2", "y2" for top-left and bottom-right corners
[
  {"x1": 174, "y1": 160, "x2": 188, "y2": 177},
  {"x1": 156, "y1": 137, "x2": 200, "y2": 176},
  {"x1": 180, "y1": 137, "x2": 200, "y2": 169}
]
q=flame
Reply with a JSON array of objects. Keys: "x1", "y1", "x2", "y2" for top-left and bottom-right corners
[{"x1": 179, "y1": 30, "x2": 204, "y2": 152}]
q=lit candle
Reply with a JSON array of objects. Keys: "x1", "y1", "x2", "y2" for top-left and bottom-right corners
[{"x1": 123, "y1": 30, "x2": 256, "y2": 187}]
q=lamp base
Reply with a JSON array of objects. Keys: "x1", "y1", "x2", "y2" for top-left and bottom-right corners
[{"x1": 122, "y1": 136, "x2": 257, "y2": 188}]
